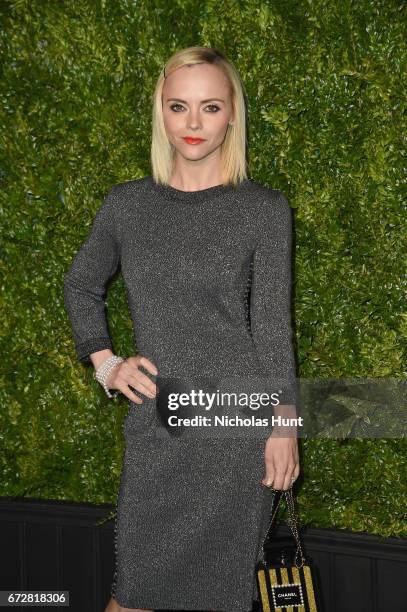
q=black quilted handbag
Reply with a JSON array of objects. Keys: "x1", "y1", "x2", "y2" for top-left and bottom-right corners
[{"x1": 255, "y1": 485, "x2": 322, "y2": 611}]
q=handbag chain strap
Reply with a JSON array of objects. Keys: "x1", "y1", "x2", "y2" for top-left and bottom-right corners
[
  {"x1": 259, "y1": 490, "x2": 283, "y2": 564},
  {"x1": 284, "y1": 486, "x2": 306, "y2": 568},
  {"x1": 259, "y1": 486, "x2": 306, "y2": 568}
]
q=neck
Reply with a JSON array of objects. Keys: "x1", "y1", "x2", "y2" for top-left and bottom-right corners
[{"x1": 170, "y1": 155, "x2": 223, "y2": 191}]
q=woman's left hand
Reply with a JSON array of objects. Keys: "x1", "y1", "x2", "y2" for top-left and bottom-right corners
[{"x1": 261, "y1": 428, "x2": 300, "y2": 491}]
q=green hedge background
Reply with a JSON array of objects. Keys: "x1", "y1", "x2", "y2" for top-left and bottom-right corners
[{"x1": 1, "y1": 0, "x2": 406, "y2": 538}]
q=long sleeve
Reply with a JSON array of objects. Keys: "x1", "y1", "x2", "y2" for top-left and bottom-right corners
[
  {"x1": 63, "y1": 186, "x2": 121, "y2": 364},
  {"x1": 250, "y1": 190, "x2": 298, "y2": 407}
]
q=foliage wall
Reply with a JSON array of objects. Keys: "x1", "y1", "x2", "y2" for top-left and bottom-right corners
[{"x1": 0, "y1": 0, "x2": 406, "y2": 537}]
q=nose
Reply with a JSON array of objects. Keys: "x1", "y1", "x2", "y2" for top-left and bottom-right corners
[{"x1": 186, "y1": 107, "x2": 202, "y2": 131}]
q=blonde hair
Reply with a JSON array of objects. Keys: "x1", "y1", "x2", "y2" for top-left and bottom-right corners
[{"x1": 150, "y1": 46, "x2": 248, "y2": 186}]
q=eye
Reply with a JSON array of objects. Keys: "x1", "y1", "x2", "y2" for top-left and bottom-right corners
[
  {"x1": 169, "y1": 103, "x2": 184, "y2": 112},
  {"x1": 168, "y1": 103, "x2": 221, "y2": 113}
]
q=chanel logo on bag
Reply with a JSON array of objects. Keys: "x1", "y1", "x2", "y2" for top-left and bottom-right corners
[{"x1": 272, "y1": 583, "x2": 303, "y2": 608}]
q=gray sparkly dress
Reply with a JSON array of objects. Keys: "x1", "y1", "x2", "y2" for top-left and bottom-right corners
[{"x1": 63, "y1": 176, "x2": 297, "y2": 611}]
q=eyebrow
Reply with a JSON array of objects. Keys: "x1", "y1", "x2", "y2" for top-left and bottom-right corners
[{"x1": 166, "y1": 98, "x2": 225, "y2": 104}]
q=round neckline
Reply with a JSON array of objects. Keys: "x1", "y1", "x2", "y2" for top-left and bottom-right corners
[{"x1": 148, "y1": 175, "x2": 248, "y2": 203}]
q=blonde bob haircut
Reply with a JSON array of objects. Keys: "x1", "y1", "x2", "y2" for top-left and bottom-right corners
[{"x1": 150, "y1": 46, "x2": 248, "y2": 187}]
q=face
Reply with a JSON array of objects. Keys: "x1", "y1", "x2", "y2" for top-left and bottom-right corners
[{"x1": 162, "y1": 63, "x2": 234, "y2": 162}]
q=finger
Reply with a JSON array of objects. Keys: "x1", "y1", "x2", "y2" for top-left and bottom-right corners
[
  {"x1": 129, "y1": 382, "x2": 156, "y2": 399},
  {"x1": 281, "y1": 467, "x2": 298, "y2": 491},
  {"x1": 126, "y1": 373, "x2": 157, "y2": 398},
  {"x1": 282, "y1": 463, "x2": 297, "y2": 490},
  {"x1": 260, "y1": 457, "x2": 274, "y2": 487},
  {"x1": 282, "y1": 475, "x2": 292, "y2": 491},
  {"x1": 131, "y1": 369, "x2": 159, "y2": 396},
  {"x1": 292, "y1": 463, "x2": 301, "y2": 482},
  {"x1": 137, "y1": 356, "x2": 159, "y2": 376},
  {"x1": 117, "y1": 384, "x2": 143, "y2": 404},
  {"x1": 261, "y1": 472, "x2": 275, "y2": 487},
  {"x1": 270, "y1": 468, "x2": 287, "y2": 491},
  {"x1": 261, "y1": 455, "x2": 275, "y2": 487},
  {"x1": 106, "y1": 362, "x2": 147, "y2": 399},
  {"x1": 122, "y1": 359, "x2": 158, "y2": 397}
]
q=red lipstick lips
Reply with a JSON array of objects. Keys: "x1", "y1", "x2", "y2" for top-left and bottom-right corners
[{"x1": 183, "y1": 137, "x2": 205, "y2": 145}]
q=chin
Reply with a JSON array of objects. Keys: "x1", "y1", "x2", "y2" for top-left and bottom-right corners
[{"x1": 179, "y1": 147, "x2": 212, "y2": 159}]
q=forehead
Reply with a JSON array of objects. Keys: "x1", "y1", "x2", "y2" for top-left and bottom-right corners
[{"x1": 163, "y1": 63, "x2": 231, "y2": 100}]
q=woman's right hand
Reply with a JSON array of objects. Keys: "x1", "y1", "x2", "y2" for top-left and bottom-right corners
[{"x1": 105, "y1": 355, "x2": 159, "y2": 404}]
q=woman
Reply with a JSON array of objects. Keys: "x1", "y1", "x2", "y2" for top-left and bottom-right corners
[{"x1": 64, "y1": 46, "x2": 300, "y2": 612}]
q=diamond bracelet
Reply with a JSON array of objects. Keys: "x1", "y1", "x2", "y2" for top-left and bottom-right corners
[{"x1": 94, "y1": 355, "x2": 126, "y2": 398}]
